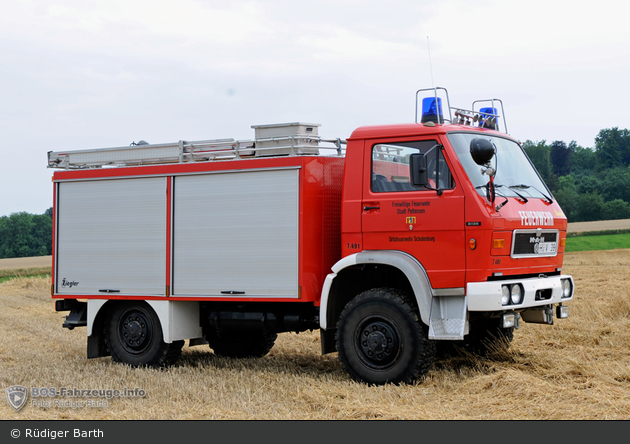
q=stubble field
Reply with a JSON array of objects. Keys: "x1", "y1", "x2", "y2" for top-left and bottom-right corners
[{"x1": 1, "y1": 249, "x2": 630, "y2": 420}]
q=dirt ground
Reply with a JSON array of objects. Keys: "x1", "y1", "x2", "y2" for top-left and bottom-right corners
[
  {"x1": 0, "y1": 256, "x2": 52, "y2": 270},
  {"x1": 567, "y1": 218, "x2": 630, "y2": 233}
]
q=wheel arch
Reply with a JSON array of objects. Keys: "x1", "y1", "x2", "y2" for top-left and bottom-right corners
[
  {"x1": 320, "y1": 251, "x2": 434, "y2": 330},
  {"x1": 86, "y1": 299, "x2": 202, "y2": 358}
]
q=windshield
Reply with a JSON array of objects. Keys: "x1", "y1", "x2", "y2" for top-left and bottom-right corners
[{"x1": 448, "y1": 132, "x2": 551, "y2": 200}]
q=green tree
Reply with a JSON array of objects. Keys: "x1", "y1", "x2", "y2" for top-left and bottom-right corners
[
  {"x1": 594, "y1": 127, "x2": 630, "y2": 170},
  {"x1": 0, "y1": 210, "x2": 53, "y2": 258},
  {"x1": 570, "y1": 142, "x2": 597, "y2": 177},
  {"x1": 602, "y1": 199, "x2": 630, "y2": 220},
  {"x1": 574, "y1": 192, "x2": 605, "y2": 222},
  {"x1": 32, "y1": 214, "x2": 53, "y2": 255},
  {"x1": 600, "y1": 167, "x2": 630, "y2": 202},
  {"x1": 550, "y1": 140, "x2": 571, "y2": 177},
  {"x1": 554, "y1": 175, "x2": 579, "y2": 221},
  {"x1": 577, "y1": 175, "x2": 601, "y2": 195},
  {"x1": 522, "y1": 140, "x2": 551, "y2": 183}
]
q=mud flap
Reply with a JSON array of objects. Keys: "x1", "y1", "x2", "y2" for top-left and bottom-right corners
[
  {"x1": 428, "y1": 295, "x2": 468, "y2": 340},
  {"x1": 62, "y1": 301, "x2": 87, "y2": 330}
]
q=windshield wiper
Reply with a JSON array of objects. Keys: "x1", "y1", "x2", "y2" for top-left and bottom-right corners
[
  {"x1": 509, "y1": 184, "x2": 553, "y2": 203},
  {"x1": 476, "y1": 183, "x2": 510, "y2": 210},
  {"x1": 506, "y1": 185, "x2": 529, "y2": 203},
  {"x1": 479, "y1": 183, "x2": 528, "y2": 203}
]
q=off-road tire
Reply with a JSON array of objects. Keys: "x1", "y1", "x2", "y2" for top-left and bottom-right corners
[
  {"x1": 206, "y1": 330, "x2": 277, "y2": 358},
  {"x1": 105, "y1": 302, "x2": 183, "y2": 367},
  {"x1": 336, "y1": 288, "x2": 436, "y2": 385}
]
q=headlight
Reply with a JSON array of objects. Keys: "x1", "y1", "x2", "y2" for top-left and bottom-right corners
[
  {"x1": 561, "y1": 279, "x2": 572, "y2": 298},
  {"x1": 502, "y1": 285, "x2": 510, "y2": 306},
  {"x1": 510, "y1": 284, "x2": 523, "y2": 305}
]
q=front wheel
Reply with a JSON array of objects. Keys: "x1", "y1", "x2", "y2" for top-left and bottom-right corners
[
  {"x1": 105, "y1": 302, "x2": 183, "y2": 367},
  {"x1": 336, "y1": 288, "x2": 435, "y2": 385}
]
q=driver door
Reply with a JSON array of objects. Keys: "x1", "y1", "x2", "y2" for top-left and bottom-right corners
[{"x1": 361, "y1": 137, "x2": 466, "y2": 289}]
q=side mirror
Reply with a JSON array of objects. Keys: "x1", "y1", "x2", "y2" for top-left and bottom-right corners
[{"x1": 409, "y1": 153, "x2": 428, "y2": 187}]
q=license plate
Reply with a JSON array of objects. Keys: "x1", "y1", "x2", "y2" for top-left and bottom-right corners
[{"x1": 534, "y1": 242, "x2": 557, "y2": 254}]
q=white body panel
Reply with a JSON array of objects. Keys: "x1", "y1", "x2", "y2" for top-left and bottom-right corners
[
  {"x1": 87, "y1": 300, "x2": 202, "y2": 343},
  {"x1": 147, "y1": 300, "x2": 203, "y2": 343},
  {"x1": 56, "y1": 177, "x2": 167, "y2": 296},
  {"x1": 172, "y1": 168, "x2": 300, "y2": 298}
]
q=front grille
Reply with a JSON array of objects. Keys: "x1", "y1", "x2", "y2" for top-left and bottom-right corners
[{"x1": 512, "y1": 230, "x2": 559, "y2": 257}]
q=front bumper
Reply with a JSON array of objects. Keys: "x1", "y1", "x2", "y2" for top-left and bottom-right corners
[{"x1": 467, "y1": 275, "x2": 574, "y2": 312}]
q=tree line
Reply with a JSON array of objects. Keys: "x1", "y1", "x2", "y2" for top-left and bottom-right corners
[
  {"x1": 0, "y1": 208, "x2": 52, "y2": 258},
  {"x1": 523, "y1": 127, "x2": 630, "y2": 222}
]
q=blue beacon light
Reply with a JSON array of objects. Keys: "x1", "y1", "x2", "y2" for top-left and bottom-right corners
[{"x1": 421, "y1": 97, "x2": 443, "y2": 124}]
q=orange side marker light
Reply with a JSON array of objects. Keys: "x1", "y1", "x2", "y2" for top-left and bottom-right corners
[{"x1": 493, "y1": 239, "x2": 505, "y2": 249}]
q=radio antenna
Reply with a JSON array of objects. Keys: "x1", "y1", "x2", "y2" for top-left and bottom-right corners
[
  {"x1": 427, "y1": 37, "x2": 435, "y2": 90},
  {"x1": 427, "y1": 36, "x2": 440, "y2": 124}
]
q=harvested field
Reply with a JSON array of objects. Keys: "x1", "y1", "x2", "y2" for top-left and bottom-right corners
[
  {"x1": 0, "y1": 255, "x2": 51, "y2": 270},
  {"x1": 567, "y1": 218, "x2": 630, "y2": 233},
  {"x1": 1, "y1": 250, "x2": 630, "y2": 420}
]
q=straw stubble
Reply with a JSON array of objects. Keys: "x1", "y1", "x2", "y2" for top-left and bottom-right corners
[{"x1": 1, "y1": 250, "x2": 629, "y2": 419}]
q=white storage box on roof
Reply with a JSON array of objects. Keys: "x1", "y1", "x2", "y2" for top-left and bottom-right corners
[{"x1": 252, "y1": 122, "x2": 320, "y2": 156}]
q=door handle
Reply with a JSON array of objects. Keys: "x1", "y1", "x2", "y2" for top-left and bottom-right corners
[{"x1": 363, "y1": 206, "x2": 380, "y2": 211}]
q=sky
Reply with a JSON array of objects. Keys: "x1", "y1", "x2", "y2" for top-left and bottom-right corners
[{"x1": 1, "y1": 0, "x2": 629, "y2": 216}]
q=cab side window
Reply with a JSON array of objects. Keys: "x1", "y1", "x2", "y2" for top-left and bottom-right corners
[{"x1": 371, "y1": 140, "x2": 454, "y2": 192}]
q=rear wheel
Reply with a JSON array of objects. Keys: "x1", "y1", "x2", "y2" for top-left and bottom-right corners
[
  {"x1": 336, "y1": 288, "x2": 435, "y2": 385},
  {"x1": 206, "y1": 330, "x2": 277, "y2": 358},
  {"x1": 106, "y1": 302, "x2": 183, "y2": 367}
]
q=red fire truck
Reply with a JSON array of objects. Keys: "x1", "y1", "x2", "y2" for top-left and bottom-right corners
[{"x1": 49, "y1": 88, "x2": 574, "y2": 385}]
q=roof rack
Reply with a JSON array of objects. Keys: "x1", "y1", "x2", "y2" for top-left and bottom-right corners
[{"x1": 48, "y1": 123, "x2": 346, "y2": 169}]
